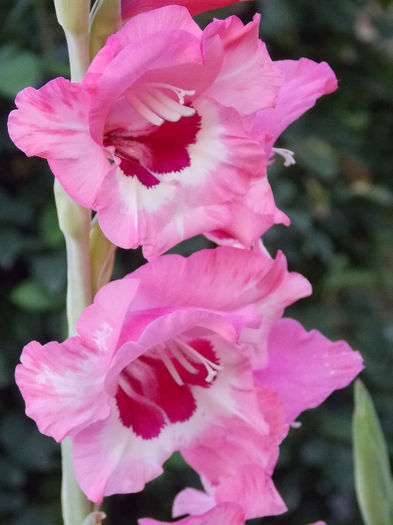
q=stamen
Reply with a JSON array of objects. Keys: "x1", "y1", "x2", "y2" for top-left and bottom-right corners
[
  {"x1": 175, "y1": 339, "x2": 222, "y2": 383},
  {"x1": 127, "y1": 95, "x2": 165, "y2": 126},
  {"x1": 141, "y1": 90, "x2": 196, "y2": 123},
  {"x1": 270, "y1": 147, "x2": 296, "y2": 167},
  {"x1": 167, "y1": 342, "x2": 199, "y2": 374},
  {"x1": 128, "y1": 83, "x2": 196, "y2": 126},
  {"x1": 157, "y1": 345, "x2": 184, "y2": 386},
  {"x1": 151, "y1": 83, "x2": 196, "y2": 104}
]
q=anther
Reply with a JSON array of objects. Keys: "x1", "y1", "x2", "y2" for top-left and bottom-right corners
[{"x1": 270, "y1": 147, "x2": 296, "y2": 167}]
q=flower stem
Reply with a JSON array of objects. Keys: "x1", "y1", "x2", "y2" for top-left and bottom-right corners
[{"x1": 53, "y1": 2, "x2": 96, "y2": 523}]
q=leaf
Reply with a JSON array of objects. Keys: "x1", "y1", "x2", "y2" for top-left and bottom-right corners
[
  {"x1": 353, "y1": 380, "x2": 393, "y2": 525},
  {"x1": 0, "y1": 44, "x2": 41, "y2": 99},
  {"x1": 10, "y1": 279, "x2": 62, "y2": 311}
]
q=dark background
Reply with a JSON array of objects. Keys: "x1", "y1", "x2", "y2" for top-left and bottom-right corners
[{"x1": 0, "y1": 0, "x2": 392, "y2": 523}]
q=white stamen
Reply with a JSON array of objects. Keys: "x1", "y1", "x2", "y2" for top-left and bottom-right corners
[
  {"x1": 271, "y1": 147, "x2": 296, "y2": 167},
  {"x1": 141, "y1": 93, "x2": 182, "y2": 123},
  {"x1": 118, "y1": 374, "x2": 136, "y2": 397},
  {"x1": 127, "y1": 95, "x2": 164, "y2": 126},
  {"x1": 167, "y1": 342, "x2": 199, "y2": 374},
  {"x1": 128, "y1": 83, "x2": 196, "y2": 126},
  {"x1": 151, "y1": 83, "x2": 195, "y2": 105},
  {"x1": 153, "y1": 90, "x2": 196, "y2": 117},
  {"x1": 290, "y1": 421, "x2": 302, "y2": 429},
  {"x1": 175, "y1": 339, "x2": 222, "y2": 383},
  {"x1": 157, "y1": 345, "x2": 184, "y2": 386},
  {"x1": 141, "y1": 90, "x2": 196, "y2": 123}
]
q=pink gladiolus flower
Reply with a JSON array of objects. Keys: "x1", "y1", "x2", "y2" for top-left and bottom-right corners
[
  {"x1": 172, "y1": 319, "x2": 364, "y2": 520},
  {"x1": 16, "y1": 247, "x2": 311, "y2": 505},
  {"x1": 8, "y1": 6, "x2": 336, "y2": 258},
  {"x1": 15, "y1": 247, "x2": 363, "y2": 515},
  {"x1": 138, "y1": 503, "x2": 245, "y2": 525}
]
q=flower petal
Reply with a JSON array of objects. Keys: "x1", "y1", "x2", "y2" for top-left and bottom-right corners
[
  {"x1": 8, "y1": 78, "x2": 111, "y2": 208},
  {"x1": 139, "y1": 503, "x2": 245, "y2": 525},
  {"x1": 202, "y1": 15, "x2": 283, "y2": 115},
  {"x1": 76, "y1": 277, "x2": 140, "y2": 355},
  {"x1": 255, "y1": 318, "x2": 364, "y2": 422},
  {"x1": 253, "y1": 57, "x2": 338, "y2": 154},
  {"x1": 15, "y1": 338, "x2": 111, "y2": 442}
]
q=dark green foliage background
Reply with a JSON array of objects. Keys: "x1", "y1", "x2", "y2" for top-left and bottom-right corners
[{"x1": 0, "y1": 0, "x2": 392, "y2": 523}]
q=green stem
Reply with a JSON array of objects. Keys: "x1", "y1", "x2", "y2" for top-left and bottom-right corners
[
  {"x1": 53, "y1": 2, "x2": 95, "y2": 523},
  {"x1": 55, "y1": 184, "x2": 94, "y2": 525}
]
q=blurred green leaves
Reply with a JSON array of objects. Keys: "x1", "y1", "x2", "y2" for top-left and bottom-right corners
[
  {"x1": 0, "y1": 45, "x2": 40, "y2": 99},
  {"x1": 353, "y1": 380, "x2": 393, "y2": 525}
]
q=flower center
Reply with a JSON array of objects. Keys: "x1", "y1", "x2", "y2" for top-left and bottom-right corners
[
  {"x1": 115, "y1": 338, "x2": 220, "y2": 439},
  {"x1": 104, "y1": 83, "x2": 201, "y2": 187}
]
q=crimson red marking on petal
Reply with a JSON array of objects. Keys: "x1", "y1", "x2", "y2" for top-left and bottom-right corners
[
  {"x1": 141, "y1": 355, "x2": 197, "y2": 424},
  {"x1": 115, "y1": 385, "x2": 166, "y2": 439},
  {"x1": 119, "y1": 158, "x2": 160, "y2": 187},
  {"x1": 174, "y1": 339, "x2": 220, "y2": 388},
  {"x1": 135, "y1": 111, "x2": 201, "y2": 174}
]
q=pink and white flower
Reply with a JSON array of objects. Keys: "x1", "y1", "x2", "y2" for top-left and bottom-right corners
[
  {"x1": 15, "y1": 247, "x2": 363, "y2": 515},
  {"x1": 16, "y1": 247, "x2": 310, "y2": 505},
  {"x1": 8, "y1": 6, "x2": 335, "y2": 258}
]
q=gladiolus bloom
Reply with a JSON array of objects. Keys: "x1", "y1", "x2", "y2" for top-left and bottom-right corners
[
  {"x1": 16, "y1": 247, "x2": 310, "y2": 505},
  {"x1": 15, "y1": 248, "x2": 362, "y2": 515},
  {"x1": 8, "y1": 6, "x2": 335, "y2": 258}
]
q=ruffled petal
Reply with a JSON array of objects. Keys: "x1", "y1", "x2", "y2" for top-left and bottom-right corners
[
  {"x1": 255, "y1": 318, "x2": 364, "y2": 422},
  {"x1": 8, "y1": 78, "x2": 111, "y2": 208},
  {"x1": 128, "y1": 247, "x2": 295, "y2": 314},
  {"x1": 72, "y1": 403, "x2": 172, "y2": 502},
  {"x1": 15, "y1": 338, "x2": 111, "y2": 442},
  {"x1": 139, "y1": 503, "x2": 245, "y2": 525},
  {"x1": 173, "y1": 488, "x2": 216, "y2": 518},
  {"x1": 252, "y1": 57, "x2": 338, "y2": 154},
  {"x1": 179, "y1": 385, "x2": 287, "y2": 519},
  {"x1": 206, "y1": 177, "x2": 290, "y2": 248},
  {"x1": 202, "y1": 15, "x2": 283, "y2": 115},
  {"x1": 76, "y1": 277, "x2": 140, "y2": 355}
]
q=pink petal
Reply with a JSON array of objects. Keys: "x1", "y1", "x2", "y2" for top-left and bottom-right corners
[
  {"x1": 179, "y1": 385, "x2": 288, "y2": 519},
  {"x1": 173, "y1": 488, "x2": 216, "y2": 517},
  {"x1": 255, "y1": 318, "x2": 364, "y2": 422},
  {"x1": 129, "y1": 247, "x2": 295, "y2": 313},
  {"x1": 202, "y1": 15, "x2": 283, "y2": 115},
  {"x1": 253, "y1": 57, "x2": 338, "y2": 154},
  {"x1": 76, "y1": 277, "x2": 140, "y2": 355},
  {"x1": 15, "y1": 338, "x2": 111, "y2": 442},
  {"x1": 139, "y1": 503, "x2": 245, "y2": 525},
  {"x1": 215, "y1": 464, "x2": 286, "y2": 518},
  {"x1": 72, "y1": 406, "x2": 171, "y2": 502},
  {"x1": 206, "y1": 177, "x2": 289, "y2": 248},
  {"x1": 8, "y1": 78, "x2": 111, "y2": 208},
  {"x1": 121, "y1": 0, "x2": 248, "y2": 20}
]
